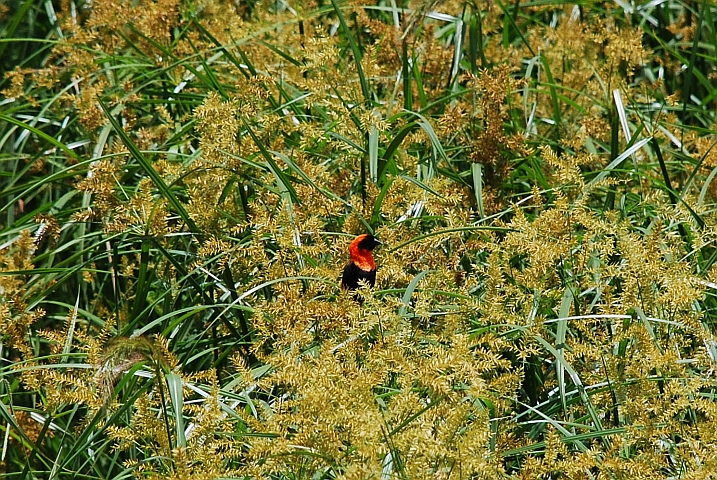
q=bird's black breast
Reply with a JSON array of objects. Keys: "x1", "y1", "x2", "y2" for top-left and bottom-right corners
[{"x1": 341, "y1": 262, "x2": 376, "y2": 290}]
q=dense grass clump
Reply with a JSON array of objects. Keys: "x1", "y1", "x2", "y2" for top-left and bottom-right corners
[{"x1": 2, "y1": 0, "x2": 717, "y2": 478}]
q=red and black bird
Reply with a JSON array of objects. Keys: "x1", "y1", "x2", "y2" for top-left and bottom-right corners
[{"x1": 340, "y1": 233, "x2": 382, "y2": 291}]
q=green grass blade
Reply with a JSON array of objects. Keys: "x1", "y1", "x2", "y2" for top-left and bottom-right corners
[
  {"x1": 96, "y1": 97, "x2": 199, "y2": 233},
  {"x1": 165, "y1": 372, "x2": 187, "y2": 448},
  {"x1": 330, "y1": 0, "x2": 371, "y2": 104}
]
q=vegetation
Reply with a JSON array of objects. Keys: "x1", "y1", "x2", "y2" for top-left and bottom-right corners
[{"x1": 2, "y1": 0, "x2": 717, "y2": 478}]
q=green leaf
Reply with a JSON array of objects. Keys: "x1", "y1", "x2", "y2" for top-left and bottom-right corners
[
  {"x1": 165, "y1": 372, "x2": 187, "y2": 448},
  {"x1": 399, "y1": 270, "x2": 431, "y2": 317},
  {"x1": 471, "y1": 163, "x2": 484, "y2": 218}
]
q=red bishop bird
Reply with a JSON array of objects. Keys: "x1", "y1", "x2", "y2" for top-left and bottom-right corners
[{"x1": 340, "y1": 233, "x2": 382, "y2": 291}]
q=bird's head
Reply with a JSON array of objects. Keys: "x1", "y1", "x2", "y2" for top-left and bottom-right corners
[{"x1": 349, "y1": 234, "x2": 381, "y2": 268}]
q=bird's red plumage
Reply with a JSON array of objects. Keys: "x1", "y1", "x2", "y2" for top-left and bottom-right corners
[
  {"x1": 340, "y1": 233, "x2": 381, "y2": 292},
  {"x1": 348, "y1": 234, "x2": 377, "y2": 271}
]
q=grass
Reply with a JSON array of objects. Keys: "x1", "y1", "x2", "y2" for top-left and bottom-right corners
[{"x1": 2, "y1": 0, "x2": 717, "y2": 478}]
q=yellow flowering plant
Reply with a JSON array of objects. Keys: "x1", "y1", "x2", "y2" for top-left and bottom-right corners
[{"x1": 2, "y1": 0, "x2": 717, "y2": 478}]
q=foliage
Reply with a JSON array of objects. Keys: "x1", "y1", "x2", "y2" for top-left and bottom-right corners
[{"x1": 2, "y1": 0, "x2": 717, "y2": 478}]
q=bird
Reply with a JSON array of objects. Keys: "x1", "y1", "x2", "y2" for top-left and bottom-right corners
[{"x1": 340, "y1": 233, "x2": 382, "y2": 292}]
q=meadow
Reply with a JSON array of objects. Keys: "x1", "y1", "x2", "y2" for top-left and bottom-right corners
[{"x1": 2, "y1": 0, "x2": 717, "y2": 478}]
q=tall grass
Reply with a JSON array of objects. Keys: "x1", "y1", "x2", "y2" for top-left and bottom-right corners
[{"x1": 2, "y1": 0, "x2": 717, "y2": 478}]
